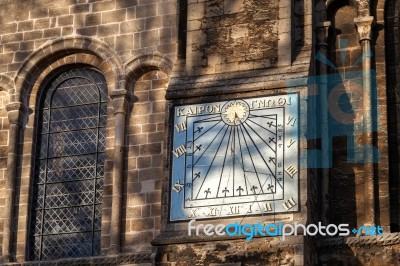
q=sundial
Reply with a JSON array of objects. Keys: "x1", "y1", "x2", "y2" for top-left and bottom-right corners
[{"x1": 170, "y1": 94, "x2": 299, "y2": 221}]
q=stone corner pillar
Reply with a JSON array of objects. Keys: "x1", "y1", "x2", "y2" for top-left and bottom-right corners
[
  {"x1": 109, "y1": 88, "x2": 130, "y2": 254},
  {"x1": 354, "y1": 15, "x2": 376, "y2": 226},
  {"x1": 315, "y1": 21, "x2": 331, "y2": 225},
  {"x1": 2, "y1": 102, "x2": 26, "y2": 262}
]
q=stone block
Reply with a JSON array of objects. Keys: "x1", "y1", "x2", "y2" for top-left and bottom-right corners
[
  {"x1": 17, "y1": 21, "x2": 33, "y2": 32},
  {"x1": 162, "y1": 14, "x2": 176, "y2": 27},
  {"x1": 85, "y1": 13, "x2": 101, "y2": 27},
  {"x1": 71, "y1": 4, "x2": 90, "y2": 14},
  {"x1": 30, "y1": 7, "x2": 48, "y2": 19},
  {"x1": 188, "y1": 3, "x2": 205, "y2": 20},
  {"x1": 141, "y1": 29, "x2": 160, "y2": 47},
  {"x1": 157, "y1": 2, "x2": 177, "y2": 16},
  {"x1": 129, "y1": 115, "x2": 148, "y2": 125},
  {"x1": 128, "y1": 193, "x2": 146, "y2": 208},
  {"x1": 140, "y1": 143, "x2": 162, "y2": 156},
  {"x1": 146, "y1": 191, "x2": 161, "y2": 204},
  {"x1": 159, "y1": 28, "x2": 172, "y2": 41},
  {"x1": 124, "y1": 233, "x2": 141, "y2": 246},
  {"x1": 148, "y1": 132, "x2": 164, "y2": 143},
  {"x1": 0, "y1": 53, "x2": 13, "y2": 65},
  {"x1": 43, "y1": 28, "x2": 61, "y2": 38},
  {"x1": 98, "y1": 24, "x2": 119, "y2": 37},
  {"x1": 0, "y1": 131, "x2": 8, "y2": 146},
  {"x1": 140, "y1": 230, "x2": 154, "y2": 244},
  {"x1": 149, "y1": 89, "x2": 166, "y2": 101},
  {"x1": 116, "y1": 0, "x2": 138, "y2": 9},
  {"x1": 157, "y1": 43, "x2": 175, "y2": 54},
  {"x1": 62, "y1": 26, "x2": 74, "y2": 36},
  {"x1": 150, "y1": 204, "x2": 161, "y2": 217},
  {"x1": 76, "y1": 26, "x2": 97, "y2": 36},
  {"x1": 141, "y1": 180, "x2": 155, "y2": 193},
  {"x1": 116, "y1": 34, "x2": 134, "y2": 51},
  {"x1": 146, "y1": 16, "x2": 162, "y2": 30},
  {"x1": 102, "y1": 9, "x2": 126, "y2": 24},
  {"x1": 141, "y1": 205, "x2": 151, "y2": 218},
  {"x1": 125, "y1": 179, "x2": 142, "y2": 195},
  {"x1": 138, "y1": 168, "x2": 163, "y2": 181},
  {"x1": 139, "y1": 0, "x2": 159, "y2": 4},
  {"x1": 127, "y1": 6, "x2": 136, "y2": 20},
  {"x1": 13, "y1": 51, "x2": 31, "y2": 63},
  {"x1": 24, "y1": 30, "x2": 43, "y2": 41},
  {"x1": 148, "y1": 114, "x2": 164, "y2": 123},
  {"x1": 125, "y1": 156, "x2": 137, "y2": 170},
  {"x1": 34, "y1": 18, "x2": 50, "y2": 30},
  {"x1": 138, "y1": 156, "x2": 152, "y2": 169},
  {"x1": 137, "y1": 4, "x2": 157, "y2": 18},
  {"x1": 48, "y1": 4, "x2": 69, "y2": 17},
  {"x1": 4, "y1": 43, "x2": 19, "y2": 53},
  {"x1": 93, "y1": 0, "x2": 116, "y2": 12},
  {"x1": 142, "y1": 124, "x2": 157, "y2": 133},
  {"x1": 125, "y1": 206, "x2": 142, "y2": 218},
  {"x1": 121, "y1": 20, "x2": 145, "y2": 34},
  {"x1": 2, "y1": 33, "x2": 23, "y2": 43},
  {"x1": 152, "y1": 101, "x2": 166, "y2": 113},
  {"x1": 279, "y1": 6, "x2": 290, "y2": 19}
]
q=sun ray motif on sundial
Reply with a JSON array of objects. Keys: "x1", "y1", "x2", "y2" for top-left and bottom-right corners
[
  {"x1": 221, "y1": 100, "x2": 249, "y2": 125},
  {"x1": 190, "y1": 100, "x2": 279, "y2": 201}
]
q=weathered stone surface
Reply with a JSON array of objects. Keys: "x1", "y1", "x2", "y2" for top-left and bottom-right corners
[{"x1": 0, "y1": 0, "x2": 395, "y2": 265}]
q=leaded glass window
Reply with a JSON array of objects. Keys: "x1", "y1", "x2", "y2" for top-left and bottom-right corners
[{"x1": 29, "y1": 68, "x2": 107, "y2": 261}]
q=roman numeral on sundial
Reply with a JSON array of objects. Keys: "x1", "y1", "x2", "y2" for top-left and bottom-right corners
[
  {"x1": 175, "y1": 122, "x2": 186, "y2": 132},
  {"x1": 283, "y1": 197, "x2": 297, "y2": 211},
  {"x1": 264, "y1": 202, "x2": 273, "y2": 212},
  {"x1": 172, "y1": 145, "x2": 186, "y2": 158},
  {"x1": 287, "y1": 139, "x2": 296, "y2": 148},
  {"x1": 285, "y1": 165, "x2": 297, "y2": 178},
  {"x1": 287, "y1": 116, "x2": 297, "y2": 126},
  {"x1": 188, "y1": 209, "x2": 197, "y2": 218}
]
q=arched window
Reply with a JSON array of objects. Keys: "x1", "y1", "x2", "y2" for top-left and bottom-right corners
[{"x1": 29, "y1": 68, "x2": 107, "y2": 260}]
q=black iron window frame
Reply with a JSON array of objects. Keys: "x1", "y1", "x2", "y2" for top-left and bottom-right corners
[{"x1": 29, "y1": 68, "x2": 108, "y2": 261}]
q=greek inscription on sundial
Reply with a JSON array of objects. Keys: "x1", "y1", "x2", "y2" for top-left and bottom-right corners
[{"x1": 170, "y1": 94, "x2": 299, "y2": 221}]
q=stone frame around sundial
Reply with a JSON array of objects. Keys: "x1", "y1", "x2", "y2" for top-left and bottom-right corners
[{"x1": 169, "y1": 93, "x2": 299, "y2": 222}]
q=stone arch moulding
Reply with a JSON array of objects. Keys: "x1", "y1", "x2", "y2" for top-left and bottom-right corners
[
  {"x1": 4, "y1": 37, "x2": 127, "y2": 261},
  {"x1": 326, "y1": 0, "x2": 371, "y2": 15},
  {"x1": 13, "y1": 36, "x2": 124, "y2": 106},
  {"x1": 124, "y1": 53, "x2": 174, "y2": 83}
]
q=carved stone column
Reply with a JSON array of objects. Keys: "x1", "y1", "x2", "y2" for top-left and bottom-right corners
[
  {"x1": 1, "y1": 102, "x2": 26, "y2": 262},
  {"x1": 316, "y1": 21, "x2": 331, "y2": 225},
  {"x1": 354, "y1": 16, "x2": 375, "y2": 226},
  {"x1": 109, "y1": 88, "x2": 130, "y2": 254}
]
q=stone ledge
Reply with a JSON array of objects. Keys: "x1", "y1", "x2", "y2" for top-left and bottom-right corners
[
  {"x1": 166, "y1": 65, "x2": 310, "y2": 99},
  {"x1": 151, "y1": 229, "x2": 304, "y2": 246},
  {"x1": 319, "y1": 233, "x2": 400, "y2": 247},
  {"x1": 1, "y1": 252, "x2": 152, "y2": 266}
]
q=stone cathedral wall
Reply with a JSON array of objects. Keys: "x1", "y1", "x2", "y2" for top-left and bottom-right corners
[
  {"x1": 0, "y1": 0, "x2": 398, "y2": 265},
  {"x1": 0, "y1": 0, "x2": 177, "y2": 262}
]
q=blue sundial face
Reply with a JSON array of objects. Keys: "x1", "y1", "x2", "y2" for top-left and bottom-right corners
[{"x1": 170, "y1": 94, "x2": 299, "y2": 221}]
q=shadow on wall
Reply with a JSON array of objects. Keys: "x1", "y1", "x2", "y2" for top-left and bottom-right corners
[{"x1": 385, "y1": 0, "x2": 400, "y2": 233}]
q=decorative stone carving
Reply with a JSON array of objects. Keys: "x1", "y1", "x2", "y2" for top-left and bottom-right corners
[
  {"x1": 110, "y1": 89, "x2": 130, "y2": 115},
  {"x1": 5, "y1": 102, "x2": 26, "y2": 125},
  {"x1": 354, "y1": 16, "x2": 374, "y2": 42},
  {"x1": 316, "y1": 21, "x2": 331, "y2": 47}
]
